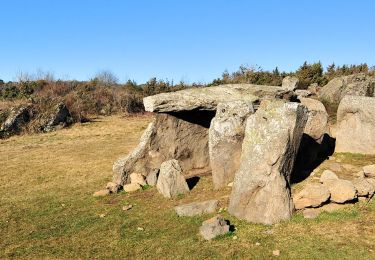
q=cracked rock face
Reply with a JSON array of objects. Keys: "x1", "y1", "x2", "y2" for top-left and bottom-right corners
[
  {"x1": 335, "y1": 95, "x2": 375, "y2": 154},
  {"x1": 228, "y1": 101, "x2": 308, "y2": 224},
  {"x1": 209, "y1": 101, "x2": 255, "y2": 189}
]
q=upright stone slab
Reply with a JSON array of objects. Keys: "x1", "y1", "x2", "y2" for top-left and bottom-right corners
[
  {"x1": 335, "y1": 95, "x2": 375, "y2": 154},
  {"x1": 156, "y1": 159, "x2": 189, "y2": 198},
  {"x1": 209, "y1": 101, "x2": 255, "y2": 189},
  {"x1": 228, "y1": 101, "x2": 308, "y2": 224}
]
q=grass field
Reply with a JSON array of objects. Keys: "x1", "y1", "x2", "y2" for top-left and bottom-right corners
[{"x1": 1, "y1": 115, "x2": 375, "y2": 259}]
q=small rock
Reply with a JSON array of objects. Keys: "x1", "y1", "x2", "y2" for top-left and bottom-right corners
[
  {"x1": 293, "y1": 184, "x2": 330, "y2": 209},
  {"x1": 255, "y1": 242, "x2": 261, "y2": 246},
  {"x1": 106, "y1": 182, "x2": 120, "y2": 193},
  {"x1": 175, "y1": 200, "x2": 219, "y2": 217},
  {"x1": 137, "y1": 227, "x2": 144, "y2": 231},
  {"x1": 303, "y1": 208, "x2": 320, "y2": 219},
  {"x1": 320, "y1": 203, "x2": 348, "y2": 213},
  {"x1": 233, "y1": 236, "x2": 238, "y2": 240},
  {"x1": 353, "y1": 178, "x2": 375, "y2": 197},
  {"x1": 363, "y1": 164, "x2": 375, "y2": 178},
  {"x1": 93, "y1": 189, "x2": 110, "y2": 197},
  {"x1": 227, "y1": 182, "x2": 233, "y2": 187},
  {"x1": 273, "y1": 250, "x2": 280, "y2": 257},
  {"x1": 122, "y1": 204, "x2": 133, "y2": 211},
  {"x1": 319, "y1": 170, "x2": 339, "y2": 184},
  {"x1": 199, "y1": 215, "x2": 230, "y2": 240},
  {"x1": 328, "y1": 156, "x2": 336, "y2": 161},
  {"x1": 156, "y1": 159, "x2": 189, "y2": 198},
  {"x1": 323, "y1": 179, "x2": 357, "y2": 203},
  {"x1": 130, "y1": 172, "x2": 147, "y2": 186},
  {"x1": 99, "y1": 214, "x2": 106, "y2": 218},
  {"x1": 123, "y1": 183, "x2": 142, "y2": 193},
  {"x1": 146, "y1": 169, "x2": 159, "y2": 186}
]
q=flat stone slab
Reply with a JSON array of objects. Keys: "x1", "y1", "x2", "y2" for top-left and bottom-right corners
[
  {"x1": 143, "y1": 84, "x2": 293, "y2": 112},
  {"x1": 174, "y1": 200, "x2": 219, "y2": 217}
]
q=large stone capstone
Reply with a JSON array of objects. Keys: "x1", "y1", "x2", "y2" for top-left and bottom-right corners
[
  {"x1": 143, "y1": 84, "x2": 295, "y2": 113},
  {"x1": 209, "y1": 101, "x2": 255, "y2": 189},
  {"x1": 228, "y1": 101, "x2": 308, "y2": 224},
  {"x1": 335, "y1": 95, "x2": 375, "y2": 154},
  {"x1": 113, "y1": 111, "x2": 212, "y2": 185}
]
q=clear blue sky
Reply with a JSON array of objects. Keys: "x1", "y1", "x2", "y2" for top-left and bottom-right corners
[{"x1": 1, "y1": 0, "x2": 374, "y2": 83}]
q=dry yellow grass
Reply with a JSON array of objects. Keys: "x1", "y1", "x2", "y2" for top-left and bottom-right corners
[{"x1": 1, "y1": 115, "x2": 375, "y2": 259}]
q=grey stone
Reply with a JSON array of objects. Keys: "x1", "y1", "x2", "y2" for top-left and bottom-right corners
[
  {"x1": 174, "y1": 200, "x2": 219, "y2": 217},
  {"x1": 106, "y1": 182, "x2": 120, "y2": 193},
  {"x1": 295, "y1": 89, "x2": 312, "y2": 98},
  {"x1": 146, "y1": 169, "x2": 159, "y2": 186},
  {"x1": 323, "y1": 179, "x2": 357, "y2": 203},
  {"x1": 199, "y1": 215, "x2": 230, "y2": 240},
  {"x1": 143, "y1": 84, "x2": 295, "y2": 113},
  {"x1": 156, "y1": 159, "x2": 189, "y2": 198},
  {"x1": 228, "y1": 101, "x2": 308, "y2": 224},
  {"x1": 0, "y1": 105, "x2": 31, "y2": 137},
  {"x1": 293, "y1": 183, "x2": 331, "y2": 209},
  {"x1": 42, "y1": 102, "x2": 72, "y2": 132},
  {"x1": 123, "y1": 183, "x2": 142, "y2": 193},
  {"x1": 363, "y1": 164, "x2": 375, "y2": 178},
  {"x1": 282, "y1": 76, "x2": 299, "y2": 91},
  {"x1": 335, "y1": 95, "x2": 375, "y2": 154},
  {"x1": 352, "y1": 178, "x2": 375, "y2": 197},
  {"x1": 209, "y1": 101, "x2": 255, "y2": 189},
  {"x1": 130, "y1": 172, "x2": 146, "y2": 186},
  {"x1": 319, "y1": 170, "x2": 339, "y2": 184}
]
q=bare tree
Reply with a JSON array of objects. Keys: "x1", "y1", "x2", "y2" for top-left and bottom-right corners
[{"x1": 92, "y1": 70, "x2": 119, "y2": 86}]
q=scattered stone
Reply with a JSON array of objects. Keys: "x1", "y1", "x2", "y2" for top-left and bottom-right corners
[
  {"x1": 123, "y1": 183, "x2": 142, "y2": 193},
  {"x1": 227, "y1": 182, "x2": 233, "y2": 187},
  {"x1": 229, "y1": 101, "x2": 308, "y2": 224},
  {"x1": 352, "y1": 178, "x2": 375, "y2": 197},
  {"x1": 328, "y1": 156, "x2": 336, "y2": 161},
  {"x1": 130, "y1": 172, "x2": 147, "y2": 186},
  {"x1": 122, "y1": 204, "x2": 133, "y2": 211},
  {"x1": 303, "y1": 208, "x2": 320, "y2": 219},
  {"x1": 209, "y1": 101, "x2": 255, "y2": 189},
  {"x1": 174, "y1": 200, "x2": 219, "y2": 217},
  {"x1": 273, "y1": 250, "x2": 280, "y2": 257},
  {"x1": 99, "y1": 214, "x2": 106, "y2": 218},
  {"x1": 93, "y1": 189, "x2": 110, "y2": 197},
  {"x1": 137, "y1": 227, "x2": 144, "y2": 231},
  {"x1": 293, "y1": 184, "x2": 331, "y2": 209},
  {"x1": 146, "y1": 168, "x2": 159, "y2": 186},
  {"x1": 323, "y1": 179, "x2": 357, "y2": 203},
  {"x1": 335, "y1": 95, "x2": 375, "y2": 154},
  {"x1": 199, "y1": 215, "x2": 230, "y2": 240},
  {"x1": 106, "y1": 182, "x2": 120, "y2": 193},
  {"x1": 319, "y1": 170, "x2": 339, "y2": 184},
  {"x1": 0, "y1": 105, "x2": 31, "y2": 137},
  {"x1": 282, "y1": 76, "x2": 299, "y2": 91},
  {"x1": 156, "y1": 159, "x2": 189, "y2": 198},
  {"x1": 320, "y1": 203, "x2": 348, "y2": 213},
  {"x1": 363, "y1": 164, "x2": 375, "y2": 178},
  {"x1": 255, "y1": 242, "x2": 261, "y2": 246},
  {"x1": 232, "y1": 236, "x2": 238, "y2": 240}
]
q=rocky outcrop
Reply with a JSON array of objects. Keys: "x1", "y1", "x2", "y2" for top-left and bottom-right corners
[
  {"x1": 143, "y1": 84, "x2": 295, "y2": 113},
  {"x1": 113, "y1": 112, "x2": 211, "y2": 186},
  {"x1": 41, "y1": 102, "x2": 72, "y2": 132},
  {"x1": 228, "y1": 101, "x2": 308, "y2": 224},
  {"x1": 156, "y1": 159, "x2": 189, "y2": 198},
  {"x1": 0, "y1": 105, "x2": 31, "y2": 138},
  {"x1": 319, "y1": 73, "x2": 375, "y2": 103},
  {"x1": 282, "y1": 76, "x2": 299, "y2": 91},
  {"x1": 335, "y1": 95, "x2": 375, "y2": 154},
  {"x1": 174, "y1": 200, "x2": 219, "y2": 217},
  {"x1": 293, "y1": 184, "x2": 330, "y2": 209},
  {"x1": 209, "y1": 101, "x2": 255, "y2": 189},
  {"x1": 199, "y1": 215, "x2": 230, "y2": 240}
]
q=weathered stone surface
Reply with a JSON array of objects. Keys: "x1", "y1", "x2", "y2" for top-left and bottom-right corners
[
  {"x1": 320, "y1": 203, "x2": 349, "y2": 213},
  {"x1": 318, "y1": 73, "x2": 375, "y2": 103},
  {"x1": 93, "y1": 189, "x2": 110, "y2": 197},
  {"x1": 174, "y1": 200, "x2": 219, "y2": 217},
  {"x1": 123, "y1": 183, "x2": 142, "y2": 193},
  {"x1": 303, "y1": 208, "x2": 320, "y2": 219},
  {"x1": 363, "y1": 164, "x2": 375, "y2": 178},
  {"x1": 143, "y1": 84, "x2": 295, "y2": 113},
  {"x1": 146, "y1": 169, "x2": 159, "y2": 186},
  {"x1": 130, "y1": 172, "x2": 146, "y2": 186},
  {"x1": 156, "y1": 159, "x2": 189, "y2": 198},
  {"x1": 299, "y1": 98, "x2": 328, "y2": 143},
  {"x1": 42, "y1": 102, "x2": 72, "y2": 132},
  {"x1": 106, "y1": 182, "x2": 120, "y2": 193},
  {"x1": 228, "y1": 101, "x2": 308, "y2": 224},
  {"x1": 0, "y1": 105, "x2": 31, "y2": 137},
  {"x1": 295, "y1": 89, "x2": 312, "y2": 98},
  {"x1": 352, "y1": 178, "x2": 375, "y2": 197},
  {"x1": 293, "y1": 184, "x2": 331, "y2": 209},
  {"x1": 209, "y1": 101, "x2": 255, "y2": 189},
  {"x1": 113, "y1": 112, "x2": 211, "y2": 185},
  {"x1": 319, "y1": 170, "x2": 339, "y2": 184},
  {"x1": 323, "y1": 179, "x2": 357, "y2": 203},
  {"x1": 335, "y1": 95, "x2": 375, "y2": 154},
  {"x1": 282, "y1": 76, "x2": 299, "y2": 91},
  {"x1": 199, "y1": 215, "x2": 230, "y2": 240}
]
